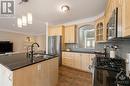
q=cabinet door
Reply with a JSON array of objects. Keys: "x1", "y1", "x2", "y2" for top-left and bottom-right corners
[
  {"x1": 40, "y1": 61, "x2": 49, "y2": 86},
  {"x1": 62, "y1": 52, "x2": 74, "y2": 67},
  {"x1": 123, "y1": 0, "x2": 130, "y2": 36},
  {"x1": 73, "y1": 53, "x2": 81, "y2": 70},
  {"x1": 81, "y1": 54, "x2": 90, "y2": 72},
  {"x1": 64, "y1": 25, "x2": 76, "y2": 43},
  {"x1": 89, "y1": 54, "x2": 95, "y2": 65},
  {"x1": 55, "y1": 26, "x2": 64, "y2": 36},
  {"x1": 13, "y1": 58, "x2": 58, "y2": 86},
  {"x1": 48, "y1": 26, "x2": 63, "y2": 36},
  {"x1": 48, "y1": 57, "x2": 58, "y2": 86},
  {"x1": 48, "y1": 27, "x2": 55, "y2": 36},
  {"x1": 13, "y1": 64, "x2": 39, "y2": 86},
  {"x1": 62, "y1": 58, "x2": 74, "y2": 67},
  {"x1": 95, "y1": 16, "x2": 107, "y2": 42}
]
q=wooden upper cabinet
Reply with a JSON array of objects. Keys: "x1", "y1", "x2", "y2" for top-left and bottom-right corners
[
  {"x1": 64, "y1": 25, "x2": 76, "y2": 43},
  {"x1": 122, "y1": 0, "x2": 130, "y2": 37},
  {"x1": 95, "y1": 16, "x2": 107, "y2": 42},
  {"x1": 48, "y1": 25, "x2": 64, "y2": 36}
]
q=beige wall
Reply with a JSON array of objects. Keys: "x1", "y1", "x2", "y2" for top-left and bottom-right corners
[
  {"x1": 0, "y1": 31, "x2": 46, "y2": 53},
  {"x1": 35, "y1": 34, "x2": 46, "y2": 51}
]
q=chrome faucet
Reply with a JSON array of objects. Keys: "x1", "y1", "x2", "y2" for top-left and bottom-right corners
[
  {"x1": 30, "y1": 42, "x2": 40, "y2": 62},
  {"x1": 26, "y1": 45, "x2": 31, "y2": 57}
]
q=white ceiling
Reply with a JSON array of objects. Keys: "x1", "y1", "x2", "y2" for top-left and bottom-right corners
[{"x1": 0, "y1": 0, "x2": 107, "y2": 35}]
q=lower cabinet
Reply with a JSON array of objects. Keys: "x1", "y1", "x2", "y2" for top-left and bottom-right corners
[
  {"x1": 73, "y1": 53, "x2": 81, "y2": 70},
  {"x1": 62, "y1": 52, "x2": 74, "y2": 68},
  {"x1": 81, "y1": 53, "x2": 90, "y2": 72},
  {"x1": 0, "y1": 57, "x2": 58, "y2": 86},
  {"x1": 48, "y1": 58, "x2": 59, "y2": 86},
  {"x1": 62, "y1": 52, "x2": 95, "y2": 73},
  {"x1": 13, "y1": 63, "x2": 40, "y2": 86}
]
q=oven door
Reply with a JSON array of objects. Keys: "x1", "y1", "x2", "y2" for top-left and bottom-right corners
[{"x1": 94, "y1": 68, "x2": 118, "y2": 86}]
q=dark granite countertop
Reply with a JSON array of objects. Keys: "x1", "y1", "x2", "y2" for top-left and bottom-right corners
[
  {"x1": 62, "y1": 50, "x2": 105, "y2": 55},
  {"x1": 0, "y1": 53, "x2": 57, "y2": 71}
]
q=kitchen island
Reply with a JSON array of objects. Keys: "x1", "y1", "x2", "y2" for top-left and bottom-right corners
[{"x1": 0, "y1": 53, "x2": 58, "y2": 86}]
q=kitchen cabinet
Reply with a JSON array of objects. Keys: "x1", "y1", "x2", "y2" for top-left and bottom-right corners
[
  {"x1": 62, "y1": 52, "x2": 74, "y2": 68},
  {"x1": 0, "y1": 57, "x2": 58, "y2": 86},
  {"x1": 13, "y1": 63, "x2": 42, "y2": 86},
  {"x1": 48, "y1": 25, "x2": 65, "y2": 50},
  {"x1": 104, "y1": 0, "x2": 113, "y2": 24},
  {"x1": 95, "y1": 16, "x2": 107, "y2": 42},
  {"x1": 64, "y1": 25, "x2": 76, "y2": 43},
  {"x1": 104, "y1": 0, "x2": 130, "y2": 37},
  {"x1": 81, "y1": 53, "x2": 90, "y2": 72},
  {"x1": 48, "y1": 25, "x2": 64, "y2": 36},
  {"x1": 62, "y1": 52, "x2": 95, "y2": 73},
  {"x1": 81, "y1": 54, "x2": 95, "y2": 72},
  {"x1": 122, "y1": 0, "x2": 130, "y2": 37},
  {"x1": 48, "y1": 58, "x2": 58, "y2": 86},
  {"x1": 98, "y1": 0, "x2": 126, "y2": 40},
  {"x1": 105, "y1": 0, "x2": 118, "y2": 22},
  {"x1": 103, "y1": 0, "x2": 118, "y2": 40},
  {"x1": 73, "y1": 53, "x2": 81, "y2": 70}
]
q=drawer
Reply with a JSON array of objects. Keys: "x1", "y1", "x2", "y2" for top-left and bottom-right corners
[{"x1": 62, "y1": 58, "x2": 74, "y2": 67}]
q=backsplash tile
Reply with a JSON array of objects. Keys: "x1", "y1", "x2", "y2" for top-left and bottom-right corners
[{"x1": 96, "y1": 38, "x2": 130, "y2": 59}]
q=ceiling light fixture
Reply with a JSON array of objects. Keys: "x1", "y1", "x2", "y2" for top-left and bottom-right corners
[
  {"x1": 61, "y1": 5, "x2": 70, "y2": 13},
  {"x1": 17, "y1": 13, "x2": 33, "y2": 28},
  {"x1": 27, "y1": 13, "x2": 32, "y2": 24},
  {"x1": 22, "y1": 16, "x2": 27, "y2": 26},
  {"x1": 17, "y1": 18, "x2": 22, "y2": 28}
]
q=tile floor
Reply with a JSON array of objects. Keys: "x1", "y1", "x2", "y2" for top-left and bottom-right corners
[{"x1": 57, "y1": 66, "x2": 92, "y2": 86}]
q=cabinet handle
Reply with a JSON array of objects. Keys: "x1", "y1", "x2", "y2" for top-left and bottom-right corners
[
  {"x1": 88, "y1": 65, "x2": 92, "y2": 70},
  {"x1": 8, "y1": 74, "x2": 12, "y2": 81},
  {"x1": 91, "y1": 58, "x2": 94, "y2": 61}
]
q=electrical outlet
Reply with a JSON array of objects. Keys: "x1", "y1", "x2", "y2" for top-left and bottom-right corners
[{"x1": 37, "y1": 64, "x2": 41, "y2": 71}]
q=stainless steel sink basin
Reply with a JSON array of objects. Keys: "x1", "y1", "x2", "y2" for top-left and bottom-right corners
[{"x1": 33, "y1": 53, "x2": 53, "y2": 60}]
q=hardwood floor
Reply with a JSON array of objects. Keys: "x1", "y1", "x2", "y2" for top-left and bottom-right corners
[{"x1": 57, "y1": 66, "x2": 92, "y2": 86}]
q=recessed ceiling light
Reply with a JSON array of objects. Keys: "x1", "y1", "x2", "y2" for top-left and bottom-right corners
[{"x1": 60, "y1": 5, "x2": 70, "y2": 13}]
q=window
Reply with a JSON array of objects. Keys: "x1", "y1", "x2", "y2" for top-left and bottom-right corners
[{"x1": 79, "y1": 25, "x2": 95, "y2": 49}]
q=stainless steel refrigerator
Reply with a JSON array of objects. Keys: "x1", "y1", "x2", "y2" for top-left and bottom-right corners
[{"x1": 48, "y1": 36, "x2": 62, "y2": 65}]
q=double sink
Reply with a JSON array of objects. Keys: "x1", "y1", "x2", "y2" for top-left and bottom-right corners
[
  {"x1": 5, "y1": 53, "x2": 56, "y2": 70},
  {"x1": 33, "y1": 53, "x2": 53, "y2": 59}
]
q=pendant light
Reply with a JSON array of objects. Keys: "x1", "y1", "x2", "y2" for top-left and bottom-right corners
[
  {"x1": 22, "y1": 16, "x2": 27, "y2": 26},
  {"x1": 27, "y1": 13, "x2": 32, "y2": 24},
  {"x1": 17, "y1": 18, "x2": 22, "y2": 28}
]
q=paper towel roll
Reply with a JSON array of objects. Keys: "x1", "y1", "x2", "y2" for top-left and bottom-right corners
[{"x1": 110, "y1": 50, "x2": 115, "y2": 58}]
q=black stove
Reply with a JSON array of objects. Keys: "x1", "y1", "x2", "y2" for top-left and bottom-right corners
[
  {"x1": 96, "y1": 57, "x2": 126, "y2": 72},
  {"x1": 94, "y1": 57, "x2": 126, "y2": 86}
]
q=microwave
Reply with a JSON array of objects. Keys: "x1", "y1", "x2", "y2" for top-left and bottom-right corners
[{"x1": 107, "y1": 7, "x2": 122, "y2": 40}]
